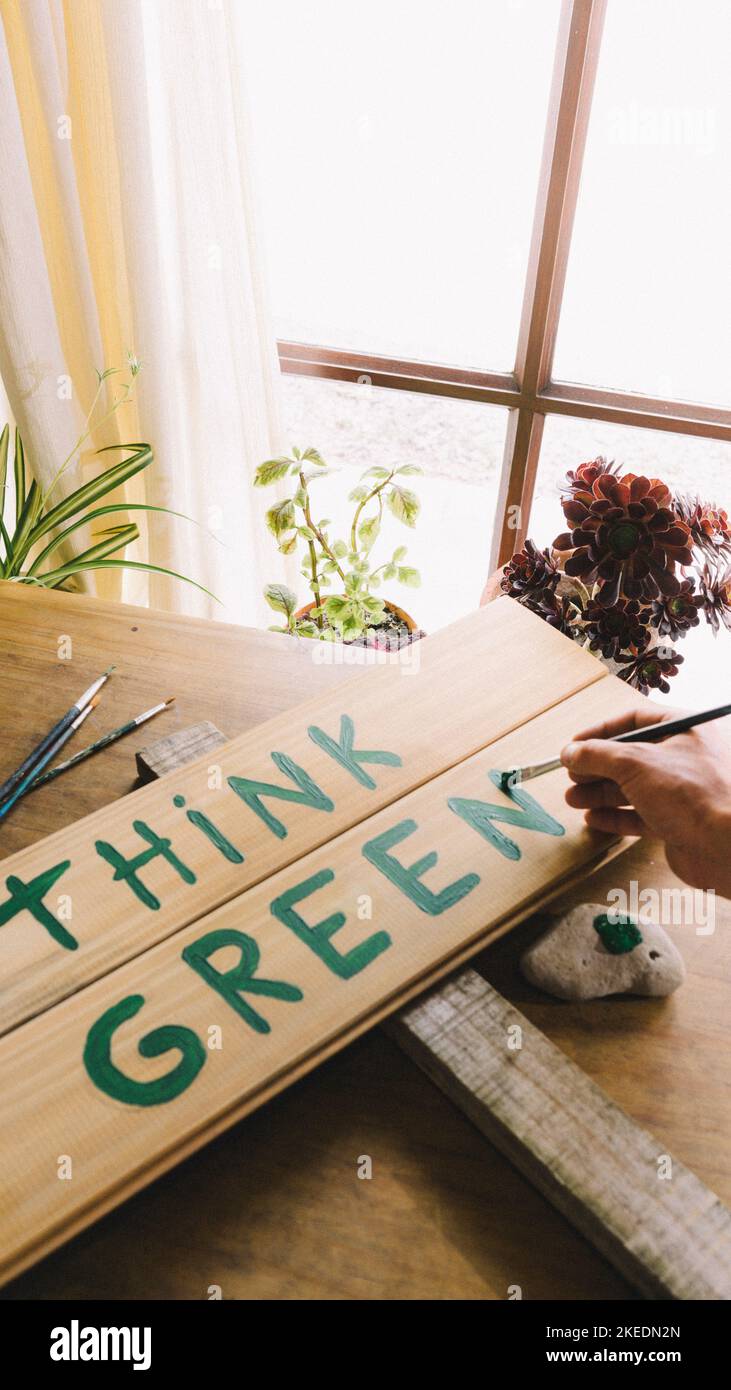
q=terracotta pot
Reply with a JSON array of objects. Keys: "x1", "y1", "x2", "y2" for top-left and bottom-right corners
[{"x1": 295, "y1": 597, "x2": 420, "y2": 637}]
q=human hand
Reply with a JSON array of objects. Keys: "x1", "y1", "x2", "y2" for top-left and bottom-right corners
[{"x1": 560, "y1": 706, "x2": 731, "y2": 897}]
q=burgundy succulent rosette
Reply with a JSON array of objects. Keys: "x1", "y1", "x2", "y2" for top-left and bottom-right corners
[{"x1": 501, "y1": 457, "x2": 730, "y2": 692}]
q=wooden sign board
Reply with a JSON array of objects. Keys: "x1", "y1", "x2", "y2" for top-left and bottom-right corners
[{"x1": 0, "y1": 599, "x2": 645, "y2": 1283}]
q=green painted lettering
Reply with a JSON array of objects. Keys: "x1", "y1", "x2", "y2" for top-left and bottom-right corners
[
  {"x1": 227, "y1": 753, "x2": 334, "y2": 840},
  {"x1": 448, "y1": 770, "x2": 565, "y2": 861},
  {"x1": 95, "y1": 820, "x2": 196, "y2": 910},
  {"x1": 362, "y1": 819, "x2": 479, "y2": 915},
  {"x1": 0, "y1": 861, "x2": 76, "y2": 950},
  {"x1": 83, "y1": 994, "x2": 206, "y2": 1106},
  {"x1": 182, "y1": 927, "x2": 302, "y2": 1033},
  {"x1": 270, "y1": 868, "x2": 390, "y2": 978},
  {"x1": 307, "y1": 714, "x2": 402, "y2": 789},
  {"x1": 173, "y1": 794, "x2": 244, "y2": 863}
]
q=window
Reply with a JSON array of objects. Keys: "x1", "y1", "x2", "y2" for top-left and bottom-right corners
[
  {"x1": 241, "y1": 0, "x2": 561, "y2": 369},
  {"x1": 241, "y1": 0, "x2": 731, "y2": 643}
]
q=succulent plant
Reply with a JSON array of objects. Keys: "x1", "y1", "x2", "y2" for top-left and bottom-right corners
[
  {"x1": 553, "y1": 473, "x2": 694, "y2": 607},
  {"x1": 615, "y1": 645, "x2": 684, "y2": 695},
  {"x1": 500, "y1": 460, "x2": 729, "y2": 693}
]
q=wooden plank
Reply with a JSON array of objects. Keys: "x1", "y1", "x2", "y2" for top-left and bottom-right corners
[
  {"x1": 136, "y1": 722, "x2": 227, "y2": 783},
  {"x1": 0, "y1": 677, "x2": 639, "y2": 1285},
  {"x1": 390, "y1": 970, "x2": 731, "y2": 1300},
  {"x1": 0, "y1": 598, "x2": 610, "y2": 1035}
]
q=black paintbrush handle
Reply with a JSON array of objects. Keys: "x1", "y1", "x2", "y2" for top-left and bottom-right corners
[
  {"x1": 615, "y1": 701, "x2": 731, "y2": 745},
  {"x1": 0, "y1": 706, "x2": 79, "y2": 803}
]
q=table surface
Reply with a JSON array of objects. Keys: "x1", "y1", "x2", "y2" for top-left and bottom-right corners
[{"x1": 1, "y1": 582, "x2": 729, "y2": 1301}]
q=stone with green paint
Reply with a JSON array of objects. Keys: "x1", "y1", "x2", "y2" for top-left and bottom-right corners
[
  {"x1": 520, "y1": 902, "x2": 686, "y2": 1001},
  {"x1": 593, "y1": 912, "x2": 643, "y2": 955}
]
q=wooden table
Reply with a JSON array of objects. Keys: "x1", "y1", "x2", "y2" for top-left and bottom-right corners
[{"x1": 1, "y1": 583, "x2": 729, "y2": 1301}]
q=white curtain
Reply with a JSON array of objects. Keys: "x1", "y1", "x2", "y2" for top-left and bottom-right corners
[{"x1": 0, "y1": 0, "x2": 285, "y2": 623}]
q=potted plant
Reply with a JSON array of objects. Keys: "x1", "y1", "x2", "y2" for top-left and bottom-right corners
[
  {"x1": 0, "y1": 361, "x2": 212, "y2": 599},
  {"x1": 494, "y1": 458, "x2": 730, "y2": 693},
  {"x1": 254, "y1": 446, "x2": 425, "y2": 647}
]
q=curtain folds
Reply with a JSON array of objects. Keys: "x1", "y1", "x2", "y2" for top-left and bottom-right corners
[{"x1": 0, "y1": 0, "x2": 285, "y2": 622}]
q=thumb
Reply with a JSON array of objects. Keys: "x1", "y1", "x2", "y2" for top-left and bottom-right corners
[{"x1": 560, "y1": 737, "x2": 649, "y2": 783}]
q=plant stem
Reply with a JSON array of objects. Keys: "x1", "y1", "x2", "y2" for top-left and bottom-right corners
[
  {"x1": 350, "y1": 471, "x2": 394, "y2": 553},
  {"x1": 299, "y1": 470, "x2": 346, "y2": 582}
]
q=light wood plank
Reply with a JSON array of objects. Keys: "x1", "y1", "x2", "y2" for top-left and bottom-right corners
[
  {"x1": 0, "y1": 677, "x2": 639, "y2": 1284},
  {"x1": 0, "y1": 597, "x2": 609, "y2": 1035},
  {"x1": 390, "y1": 969, "x2": 731, "y2": 1300}
]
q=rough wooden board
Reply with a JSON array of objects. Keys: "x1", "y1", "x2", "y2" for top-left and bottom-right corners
[
  {"x1": 0, "y1": 598, "x2": 612, "y2": 1036},
  {"x1": 0, "y1": 678, "x2": 639, "y2": 1285},
  {"x1": 135, "y1": 722, "x2": 227, "y2": 782},
  {"x1": 389, "y1": 969, "x2": 731, "y2": 1300}
]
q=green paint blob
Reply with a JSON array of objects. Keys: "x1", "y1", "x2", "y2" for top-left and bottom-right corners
[
  {"x1": 83, "y1": 993, "x2": 206, "y2": 1106},
  {"x1": 0, "y1": 860, "x2": 76, "y2": 950},
  {"x1": 182, "y1": 927, "x2": 302, "y2": 1033},
  {"x1": 307, "y1": 714, "x2": 402, "y2": 790},
  {"x1": 174, "y1": 797, "x2": 244, "y2": 864},
  {"x1": 593, "y1": 912, "x2": 643, "y2": 955},
  {"x1": 361, "y1": 819, "x2": 480, "y2": 915},
  {"x1": 270, "y1": 868, "x2": 391, "y2": 978},
  {"x1": 95, "y1": 821, "x2": 196, "y2": 910},
  {"x1": 227, "y1": 753, "x2": 334, "y2": 840},
  {"x1": 448, "y1": 770, "x2": 565, "y2": 861}
]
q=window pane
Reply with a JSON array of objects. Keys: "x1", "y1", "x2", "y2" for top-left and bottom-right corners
[
  {"x1": 529, "y1": 413, "x2": 731, "y2": 707},
  {"x1": 239, "y1": 0, "x2": 561, "y2": 370},
  {"x1": 553, "y1": 0, "x2": 731, "y2": 407},
  {"x1": 279, "y1": 374, "x2": 506, "y2": 629}
]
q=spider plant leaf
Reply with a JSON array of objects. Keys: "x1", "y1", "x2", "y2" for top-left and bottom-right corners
[
  {"x1": 14, "y1": 428, "x2": 26, "y2": 526},
  {"x1": 33, "y1": 442, "x2": 154, "y2": 541},
  {"x1": 39, "y1": 524, "x2": 142, "y2": 575},
  {"x1": 0, "y1": 424, "x2": 8, "y2": 521},
  {"x1": 25, "y1": 502, "x2": 201, "y2": 576},
  {"x1": 36, "y1": 557, "x2": 219, "y2": 603},
  {"x1": 7, "y1": 477, "x2": 43, "y2": 573}
]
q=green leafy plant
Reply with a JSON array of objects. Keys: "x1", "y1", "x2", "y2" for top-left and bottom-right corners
[
  {"x1": 0, "y1": 362, "x2": 214, "y2": 599},
  {"x1": 255, "y1": 445, "x2": 422, "y2": 642}
]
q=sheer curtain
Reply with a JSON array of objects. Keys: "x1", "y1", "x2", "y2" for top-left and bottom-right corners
[{"x1": 0, "y1": 0, "x2": 286, "y2": 622}]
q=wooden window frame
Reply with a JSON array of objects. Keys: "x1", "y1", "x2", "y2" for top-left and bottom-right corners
[{"x1": 276, "y1": 0, "x2": 731, "y2": 576}]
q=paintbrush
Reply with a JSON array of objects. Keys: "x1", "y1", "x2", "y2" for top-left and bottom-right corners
[
  {"x1": 499, "y1": 699, "x2": 731, "y2": 791},
  {"x1": 0, "y1": 697, "x2": 101, "y2": 822},
  {"x1": 0, "y1": 666, "x2": 114, "y2": 806},
  {"x1": 27, "y1": 697, "x2": 176, "y2": 791}
]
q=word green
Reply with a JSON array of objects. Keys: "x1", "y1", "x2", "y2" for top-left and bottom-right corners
[
  {"x1": 83, "y1": 993, "x2": 206, "y2": 1106},
  {"x1": 448, "y1": 770, "x2": 565, "y2": 861},
  {"x1": 362, "y1": 820, "x2": 480, "y2": 915},
  {"x1": 182, "y1": 928, "x2": 302, "y2": 1032},
  {"x1": 271, "y1": 868, "x2": 391, "y2": 978}
]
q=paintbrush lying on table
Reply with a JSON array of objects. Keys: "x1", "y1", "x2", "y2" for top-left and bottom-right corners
[
  {"x1": 0, "y1": 697, "x2": 102, "y2": 821},
  {"x1": 27, "y1": 697, "x2": 176, "y2": 791},
  {"x1": 499, "y1": 700, "x2": 731, "y2": 791},
  {"x1": 0, "y1": 668, "x2": 113, "y2": 810}
]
